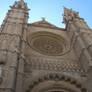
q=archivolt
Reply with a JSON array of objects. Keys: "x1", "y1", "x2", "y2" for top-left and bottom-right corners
[{"x1": 26, "y1": 73, "x2": 87, "y2": 92}]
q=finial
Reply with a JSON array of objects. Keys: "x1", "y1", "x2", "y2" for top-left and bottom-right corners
[
  {"x1": 42, "y1": 17, "x2": 46, "y2": 21},
  {"x1": 20, "y1": 0, "x2": 24, "y2": 2}
]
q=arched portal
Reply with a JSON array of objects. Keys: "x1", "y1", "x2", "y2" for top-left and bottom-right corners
[{"x1": 26, "y1": 74, "x2": 87, "y2": 92}]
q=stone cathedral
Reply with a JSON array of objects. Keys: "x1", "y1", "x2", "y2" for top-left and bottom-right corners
[{"x1": 0, "y1": 0, "x2": 92, "y2": 92}]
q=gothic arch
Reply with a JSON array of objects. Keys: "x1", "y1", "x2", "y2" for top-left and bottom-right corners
[{"x1": 26, "y1": 74, "x2": 87, "y2": 92}]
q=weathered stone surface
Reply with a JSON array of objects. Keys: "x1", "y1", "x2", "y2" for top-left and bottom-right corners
[{"x1": 0, "y1": 1, "x2": 92, "y2": 92}]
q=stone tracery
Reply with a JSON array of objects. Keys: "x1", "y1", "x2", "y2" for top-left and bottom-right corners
[{"x1": 28, "y1": 32, "x2": 67, "y2": 56}]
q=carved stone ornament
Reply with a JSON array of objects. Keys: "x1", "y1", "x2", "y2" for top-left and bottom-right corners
[
  {"x1": 62, "y1": 7, "x2": 79, "y2": 24},
  {"x1": 26, "y1": 74, "x2": 87, "y2": 92},
  {"x1": 28, "y1": 32, "x2": 67, "y2": 56}
]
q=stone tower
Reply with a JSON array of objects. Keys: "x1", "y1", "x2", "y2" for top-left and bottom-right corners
[
  {"x1": 0, "y1": 0, "x2": 92, "y2": 92},
  {"x1": 0, "y1": 0, "x2": 29, "y2": 92}
]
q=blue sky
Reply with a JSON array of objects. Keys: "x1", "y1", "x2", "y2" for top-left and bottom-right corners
[{"x1": 0, "y1": 0, "x2": 92, "y2": 28}]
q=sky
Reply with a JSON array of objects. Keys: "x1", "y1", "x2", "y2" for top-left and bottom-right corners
[{"x1": 0, "y1": 0, "x2": 92, "y2": 28}]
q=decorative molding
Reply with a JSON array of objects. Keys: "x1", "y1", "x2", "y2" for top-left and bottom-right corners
[
  {"x1": 26, "y1": 73, "x2": 87, "y2": 92},
  {"x1": 27, "y1": 31, "x2": 69, "y2": 56},
  {"x1": 24, "y1": 57, "x2": 83, "y2": 74}
]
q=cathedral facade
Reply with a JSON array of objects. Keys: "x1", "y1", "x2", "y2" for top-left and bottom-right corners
[{"x1": 0, "y1": 0, "x2": 92, "y2": 92}]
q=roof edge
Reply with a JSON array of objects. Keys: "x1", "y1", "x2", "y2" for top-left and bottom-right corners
[{"x1": 28, "y1": 23, "x2": 65, "y2": 31}]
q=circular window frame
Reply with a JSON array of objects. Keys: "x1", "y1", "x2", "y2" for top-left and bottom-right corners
[{"x1": 27, "y1": 31, "x2": 69, "y2": 56}]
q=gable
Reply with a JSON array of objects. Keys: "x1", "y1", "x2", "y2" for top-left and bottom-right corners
[{"x1": 29, "y1": 18, "x2": 64, "y2": 30}]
